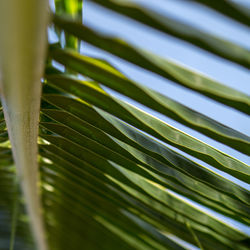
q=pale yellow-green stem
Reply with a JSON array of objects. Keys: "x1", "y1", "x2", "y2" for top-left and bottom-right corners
[{"x1": 0, "y1": 1, "x2": 50, "y2": 249}]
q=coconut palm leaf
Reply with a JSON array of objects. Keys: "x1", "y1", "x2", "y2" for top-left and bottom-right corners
[{"x1": 0, "y1": 0, "x2": 249, "y2": 250}]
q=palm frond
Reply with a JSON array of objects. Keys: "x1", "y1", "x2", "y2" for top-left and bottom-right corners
[{"x1": 0, "y1": 0, "x2": 249, "y2": 249}]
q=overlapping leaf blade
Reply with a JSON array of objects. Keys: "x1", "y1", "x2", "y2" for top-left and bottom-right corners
[
  {"x1": 38, "y1": 125, "x2": 249, "y2": 249},
  {"x1": 39, "y1": 78, "x2": 250, "y2": 248},
  {"x1": 44, "y1": 64, "x2": 250, "y2": 182},
  {"x1": 40, "y1": 108, "x2": 250, "y2": 224},
  {"x1": 47, "y1": 49, "x2": 250, "y2": 156}
]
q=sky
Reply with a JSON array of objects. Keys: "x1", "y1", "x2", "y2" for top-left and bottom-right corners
[{"x1": 50, "y1": 0, "x2": 250, "y2": 247}]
